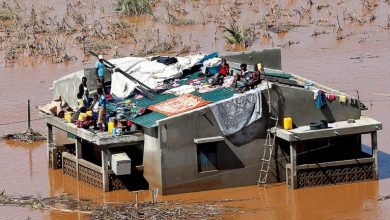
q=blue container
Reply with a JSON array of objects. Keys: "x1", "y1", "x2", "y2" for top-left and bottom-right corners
[{"x1": 206, "y1": 65, "x2": 221, "y2": 75}]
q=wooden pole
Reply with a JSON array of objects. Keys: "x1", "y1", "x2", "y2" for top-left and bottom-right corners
[
  {"x1": 28, "y1": 99, "x2": 31, "y2": 130},
  {"x1": 135, "y1": 191, "x2": 139, "y2": 210},
  {"x1": 371, "y1": 131, "x2": 378, "y2": 180}
]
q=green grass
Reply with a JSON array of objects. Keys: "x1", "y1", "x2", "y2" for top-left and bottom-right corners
[
  {"x1": 0, "y1": 9, "x2": 16, "y2": 21},
  {"x1": 116, "y1": 0, "x2": 152, "y2": 16},
  {"x1": 221, "y1": 23, "x2": 253, "y2": 47}
]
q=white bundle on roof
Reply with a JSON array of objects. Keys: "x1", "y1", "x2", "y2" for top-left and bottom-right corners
[{"x1": 110, "y1": 54, "x2": 205, "y2": 98}]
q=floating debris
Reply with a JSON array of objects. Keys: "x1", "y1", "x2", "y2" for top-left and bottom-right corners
[
  {"x1": 0, "y1": 190, "x2": 252, "y2": 219},
  {"x1": 1, "y1": 128, "x2": 46, "y2": 142},
  {"x1": 378, "y1": 195, "x2": 390, "y2": 201}
]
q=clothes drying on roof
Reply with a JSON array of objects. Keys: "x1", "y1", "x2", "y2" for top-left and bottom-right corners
[
  {"x1": 314, "y1": 90, "x2": 325, "y2": 108},
  {"x1": 339, "y1": 95, "x2": 347, "y2": 104},
  {"x1": 325, "y1": 93, "x2": 336, "y2": 101},
  {"x1": 163, "y1": 85, "x2": 196, "y2": 96},
  {"x1": 210, "y1": 87, "x2": 264, "y2": 135},
  {"x1": 153, "y1": 56, "x2": 178, "y2": 65}
]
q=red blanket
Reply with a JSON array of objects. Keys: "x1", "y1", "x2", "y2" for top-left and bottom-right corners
[{"x1": 149, "y1": 94, "x2": 209, "y2": 116}]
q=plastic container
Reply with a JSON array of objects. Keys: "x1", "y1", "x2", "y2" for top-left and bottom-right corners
[
  {"x1": 78, "y1": 113, "x2": 87, "y2": 121},
  {"x1": 108, "y1": 121, "x2": 114, "y2": 134},
  {"x1": 112, "y1": 128, "x2": 117, "y2": 136},
  {"x1": 116, "y1": 128, "x2": 122, "y2": 136},
  {"x1": 86, "y1": 111, "x2": 93, "y2": 117},
  {"x1": 64, "y1": 112, "x2": 73, "y2": 123},
  {"x1": 283, "y1": 117, "x2": 293, "y2": 130}
]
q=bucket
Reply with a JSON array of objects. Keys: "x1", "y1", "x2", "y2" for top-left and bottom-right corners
[
  {"x1": 64, "y1": 112, "x2": 73, "y2": 123},
  {"x1": 86, "y1": 111, "x2": 93, "y2": 117},
  {"x1": 108, "y1": 121, "x2": 114, "y2": 134},
  {"x1": 78, "y1": 113, "x2": 87, "y2": 121},
  {"x1": 283, "y1": 117, "x2": 293, "y2": 130}
]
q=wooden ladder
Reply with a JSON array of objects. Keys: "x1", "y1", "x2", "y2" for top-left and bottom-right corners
[{"x1": 257, "y1": 116, "x2": 278, "y2": 185}]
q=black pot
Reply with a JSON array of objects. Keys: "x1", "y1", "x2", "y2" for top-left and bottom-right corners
[
  {"x1": 320, "y1": 120, "x2": 328, "y2": 128},
  {"x1": 309, "y1": 122, "x2": 322, "y2": 130}
]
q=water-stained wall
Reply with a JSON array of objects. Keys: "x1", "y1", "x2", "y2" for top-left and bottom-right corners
[{"x1": 143, "y1": 84, "x2": 362, "y2": 195}]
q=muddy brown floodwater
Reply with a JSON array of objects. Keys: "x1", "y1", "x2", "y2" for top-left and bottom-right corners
[{"x1": 1, "y1": 0, "x2": 390, "y2": 219}]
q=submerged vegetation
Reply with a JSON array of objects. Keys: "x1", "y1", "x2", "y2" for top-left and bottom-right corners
[
  {"x1": 0, "y1": 191, "x2": 253, "y2": 219},
  {"x1": 222, "y1": 23, "x2": 254, "y2": 48},
  {"x1": 115, "y1": 0, "x2": 152, "y2": 16},
  {"x1": 0, "y1": 8, "x2": 15, "y2": 21},
  {"x1": 0, "y1": 0, "x2": 387, "y2": 65}
]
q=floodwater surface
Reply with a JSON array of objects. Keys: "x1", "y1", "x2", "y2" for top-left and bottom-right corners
[{"x1": 1, "y1": 0, "x2": 390, "y2": 219}]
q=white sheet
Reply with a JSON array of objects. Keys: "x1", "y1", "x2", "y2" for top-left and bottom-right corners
[{"x1": 110, "y1": 54, "x2": 205, "y2": 98}]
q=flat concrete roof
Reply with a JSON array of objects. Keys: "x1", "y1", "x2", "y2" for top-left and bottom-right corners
[
  {"x1": 276, "y1": 116, "x2": 382, "y2": 142},
  {"x1": 40, "y1": 112, "x2": 144, "y2": 147}
]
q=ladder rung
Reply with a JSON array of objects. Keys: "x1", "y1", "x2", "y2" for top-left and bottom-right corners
[
  {"x1": 261, "y1": 158, "x2": 271, "y2": 162},
  {"x1": 264, "y1": 144, "x2": 274, "y2": 147},
  {"x1": 258, "y1": 169, "x2": 268, "y2": 172},
  {"x1": 270, "y1": 117, "x2": 278, "y2": 120}
]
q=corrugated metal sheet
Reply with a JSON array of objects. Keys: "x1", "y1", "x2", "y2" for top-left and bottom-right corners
[
  {"x1": 193, "y1": 87, "x2": 237, "y2": 102},
  {"x1": 130, "y1": 111, "x2": 167, "y2": 128},
  {"x1": 131, "y1": 93, "x2": 177, "y2": 108}
]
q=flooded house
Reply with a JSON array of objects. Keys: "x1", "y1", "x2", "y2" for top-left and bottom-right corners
[{"x1": 39, "y1": 49, "x2": 382, "y2": 195}]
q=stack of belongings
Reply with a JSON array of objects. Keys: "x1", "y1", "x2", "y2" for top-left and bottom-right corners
[
  {"x1": 110, "y1": 54, "x2": 206, "y2": 99},
  {"x1": 37, "y1": 96, "x2": 72, "y2": 118}
]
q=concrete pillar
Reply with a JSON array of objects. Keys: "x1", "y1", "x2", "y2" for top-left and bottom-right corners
[
  {"x1": 47, "y1": 124, "x2": 53, "y2": 168},
  {"x1": 75, "y1": 138, "x2": 82, "y2": 179},
  {"x1": 290, "y1": 143, "x2": 297, "y2": 189},
  {"x1": 51, "y1": 147, "x2": 58, "y2": 170},
  {"x1": 101, "y1": 148, "x2": 109, "y2": 192},
  {"x1": 371, "y1": 131, "x2": 378, "y2": 180}
]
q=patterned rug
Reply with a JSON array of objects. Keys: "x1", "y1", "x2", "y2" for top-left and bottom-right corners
[{"x1": 148, "y1": 94, "x2": 210, "y2": 116}]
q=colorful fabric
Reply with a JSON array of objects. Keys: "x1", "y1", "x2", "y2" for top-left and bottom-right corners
[
  {"x1": 315, "y1": 90, "x2": 325, "y2": 108},
  {"x1": 148, "y1": 94, "x2": 210, "y2": 116},
  {"x1": 325, "y1": 93, "x2": 336, "y2": 101},
  {"x1": 339, "y1": 95, "x2": 347, "y2": 104}
]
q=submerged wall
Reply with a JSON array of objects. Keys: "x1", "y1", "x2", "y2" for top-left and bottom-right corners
[{"x1": 146, "y1": 83, "x2": 362, "y2": 195}]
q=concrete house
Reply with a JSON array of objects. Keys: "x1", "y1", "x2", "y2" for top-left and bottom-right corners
[{"x1": 41, "y1": 49, "x2": 382, "y2": 195}]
